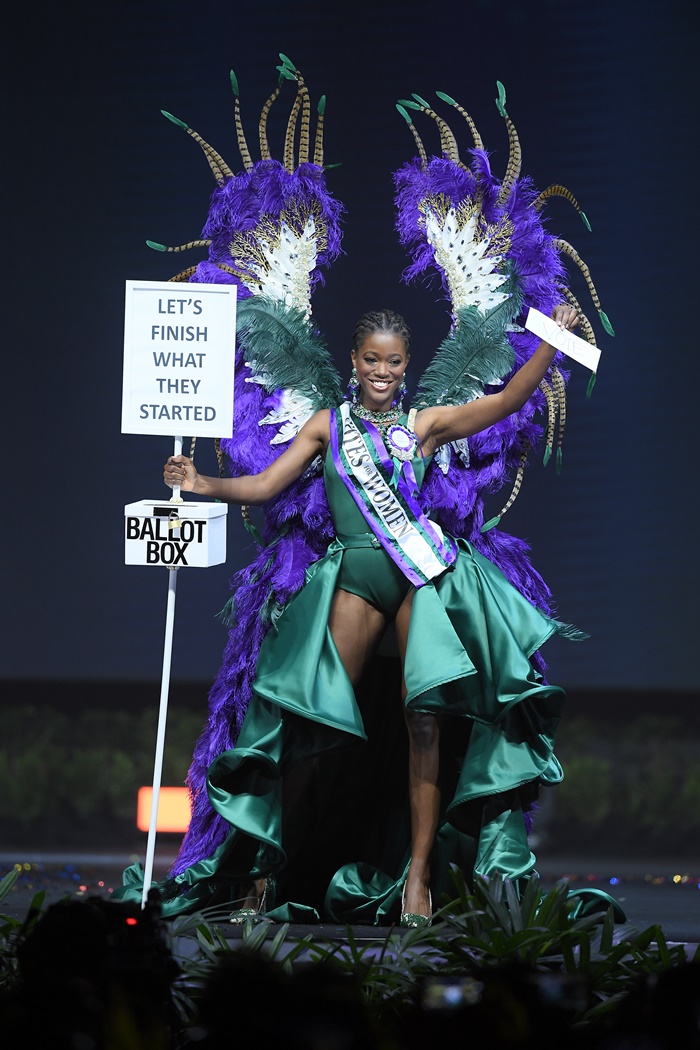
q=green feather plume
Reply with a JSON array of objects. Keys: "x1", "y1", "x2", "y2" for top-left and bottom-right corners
[
  {"x1": 412, "y1": 275, "x2": 523, "y2": 409},
  {"x1": 236, "y1": 297, "x2": 343, "y2": 408}
]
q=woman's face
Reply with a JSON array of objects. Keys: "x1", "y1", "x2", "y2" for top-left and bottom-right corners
[{"x1": 352, "y1": 331, "x2": 409, "y2": 411}]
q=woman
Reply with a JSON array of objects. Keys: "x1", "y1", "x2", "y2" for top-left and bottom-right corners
[{"x1": 158, "y1": 303, "x2": 578, "y2": 926}]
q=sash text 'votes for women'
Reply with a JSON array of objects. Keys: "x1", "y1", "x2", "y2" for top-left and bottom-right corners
[{"x1": 341, "y1": 416, "x2": 413, "y2": 539}]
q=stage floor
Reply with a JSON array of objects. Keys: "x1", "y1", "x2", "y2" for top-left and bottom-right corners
[{"x1": 1, "y1": 851, "x2": 699, "y2": 947}]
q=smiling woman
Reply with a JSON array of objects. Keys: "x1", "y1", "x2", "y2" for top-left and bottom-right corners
[
  {"x1": 350, "y1": 309, "x2": 411, "y2": 413},
  {"x1": 118, "y1": 302, "x2": 579, "y2": 926},
  {"x1": 115, "y1": 66, "x2": 618, "y2": 929}
]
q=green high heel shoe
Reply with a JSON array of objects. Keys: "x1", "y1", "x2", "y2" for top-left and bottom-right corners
[
  {"x1": 228, "y1": 876, "x2": 273, "y2": 924},
  {"x1": 400, "y1": 882, "x2": 432, "y2": 929}
]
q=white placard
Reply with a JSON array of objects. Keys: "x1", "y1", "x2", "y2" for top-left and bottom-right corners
[
  {"x1": 525, "y1": 307, "x2": 601, "y2": 373},
  {"x1": 122, "y1": 280, "x2": 237, "y2": 437}
]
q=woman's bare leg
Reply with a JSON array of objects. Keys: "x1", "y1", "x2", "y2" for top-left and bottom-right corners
[
  {"x1": 239, "y1": 589, "x2": 385, "y2": 913},
  {"x1": 396, "y1": 590, "x2": 439, "y2": 918},
  {"x1": 327, "y1": 588, "x2": 387, "y2": 686}
]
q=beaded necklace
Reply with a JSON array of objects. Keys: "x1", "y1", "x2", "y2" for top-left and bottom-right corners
[
  {"x1": 349, "y1": 402, "x2": 418, "y2": 462},
  {"x1": 349, "y1": 402, "x2": 403, "y2": 434}
]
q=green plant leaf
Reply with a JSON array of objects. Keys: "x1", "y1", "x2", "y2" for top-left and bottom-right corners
[
  {"x1": 503, "y1": 877, "x2": 523, "y2": 932},
  {"x1": 0, "y1": 867, "x2": 19, "y2": 903}
]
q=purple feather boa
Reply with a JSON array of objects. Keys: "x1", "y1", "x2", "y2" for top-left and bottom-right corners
[
  {"x1": 173, "y1": 357, "x2": 337, "y2": 872},
  {"x1": 171, "y1": 158, "x2": 342, "y2": 874}
]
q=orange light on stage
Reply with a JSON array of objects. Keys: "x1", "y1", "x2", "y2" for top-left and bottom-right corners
[{"x1": 137, "y1": 787, "x2": 190, "y2": 833}]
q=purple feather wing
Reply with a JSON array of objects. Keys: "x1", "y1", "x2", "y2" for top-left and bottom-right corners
[
  {"x1": 172, "y1": 158, "x2": 343, "y2": 874},
  {"x1": 395, "y1": 102, "x2": 571, "y2": 623}
]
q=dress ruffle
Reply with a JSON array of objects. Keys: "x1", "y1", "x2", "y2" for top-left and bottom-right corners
[{"x1": 118, "y1": 536, "x2": 566, "y2": 922}]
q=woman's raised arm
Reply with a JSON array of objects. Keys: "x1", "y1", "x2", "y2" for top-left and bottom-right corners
[
  {"x1": 164, "y1": 410, "x2": 331, "y2": 505},
  {"x1": 416, "y1": 305, "x2": 578, "y2": 454}
]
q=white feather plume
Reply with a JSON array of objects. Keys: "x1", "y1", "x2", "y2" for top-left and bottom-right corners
[{"x1": 425, "y1": 207, "x2": 510, "y2": 315}]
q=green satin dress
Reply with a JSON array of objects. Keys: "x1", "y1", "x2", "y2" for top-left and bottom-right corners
[{"x1": 119, "y1": 428, "x2": 567, "y2": 921}]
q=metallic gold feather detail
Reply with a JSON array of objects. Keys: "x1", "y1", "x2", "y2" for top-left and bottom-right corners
[
  {"x1": 418, "y1": 194, "x2": 513, "y2": 255},
  {"x1": 416, "y1": 194, "x2": 514, "y2": 317},
  {"x1": 227, "y1": 201, "x2": 327, "y2": 310}
]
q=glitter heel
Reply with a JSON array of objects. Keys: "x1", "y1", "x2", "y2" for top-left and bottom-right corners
[
  {"x1": 400, "y1": 882, "x2": 432, "y2": 928},
  {"x1": 228, "y1": 876, "x2": 273, "y2": 924}
]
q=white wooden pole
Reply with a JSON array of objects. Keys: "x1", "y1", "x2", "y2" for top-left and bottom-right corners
[{"x1": 141, "y1": 435, "x2": 183, "y2": 908}]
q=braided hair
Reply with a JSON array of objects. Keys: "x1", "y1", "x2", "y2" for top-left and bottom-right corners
[{"x1": 351, "y1": 310, "x2": 411, "y2": 354}]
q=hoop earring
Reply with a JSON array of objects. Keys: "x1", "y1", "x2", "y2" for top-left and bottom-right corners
[{"x1": 347, "y1": 366, "x2": 360, "y2": 403}]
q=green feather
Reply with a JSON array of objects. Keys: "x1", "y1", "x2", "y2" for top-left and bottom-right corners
[
  {"x1": 543, "y1": 444, "x2": 552, "y2": 468},
  {"x1": 216, "y1": 595, "x2": 236, "y2": 627},
  {"x1": 599, "y1": 309, "x2": 615, "y2": 336},
  {"x1": 412, "y1": 273, "x2": 523, "y2": 410},
  {"x1": 324, "y1": 162, "x2": 342, "y2": 169},
  {"x1": 586, "y1": 372, "x2": 597, "y2": 399},
  {"x1": 161, "y1": 109, "x2": 188, "y2": 130},
  {"x1": 236, "y1": 298, "x2": 343, "y2": 408},
  {"x1": 481, "y1": 515, "x2": 500, "y2": 533},
  {"x1": 556, "y1": 447, "x2": 563, "y2": 474},
  {"x1": 229, "y1": 69, "x2": 239, "y2": 97},
  {"x1": 276, "y1": 65, "x2": 297, "y2": 81},
  {"x1": 435, "y1": 90, "x2": 457, "y2": 106},
  {"x1": 396, "y1": 104, "x2": 412, "y2": 123},
  {"x1": 146, "y1": 240, "x2": 167, "y2": 252},
  {"x1": 411, "y1": 93, "x2": 431, "y2": 109},
  {"x1": 317, "y1": 94, "x2": 326, "y2": 115},
  {"x1": 580, "y1": 210, "x2": 592, "y2": 232},
  {"x1": 495, "y1": 80, "x2": 507, "y2": 117},
  {"x1": 398, "y1": 98, "x2": 421, "y2": 111},
  {"x1": 242, "y1": 517, "x2": 263, "y2": 547},
  {"x1": 278, "y1": 53, "x2": 296, "y2": 71}
]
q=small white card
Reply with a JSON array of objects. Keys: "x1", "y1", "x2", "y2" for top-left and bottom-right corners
[{"x1": 525, "y1": 307, "x2": 601, "y2": 373}]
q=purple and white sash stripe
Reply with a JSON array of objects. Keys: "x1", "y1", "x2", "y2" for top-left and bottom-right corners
[{"x1": 330, "y1": 404, "x2": 456, "y2": 587}]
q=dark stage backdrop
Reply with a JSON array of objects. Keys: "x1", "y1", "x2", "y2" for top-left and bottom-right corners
[{"x1": 3, "y1": 0, "x2": 698, "y2": 693}]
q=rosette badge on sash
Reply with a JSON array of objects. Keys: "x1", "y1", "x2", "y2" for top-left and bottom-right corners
[{"x1": 386, "y1": 424, "x2": 418, "y2": 462}]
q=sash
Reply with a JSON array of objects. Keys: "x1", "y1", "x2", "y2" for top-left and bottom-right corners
[{"x1": 330, "y1": 403, "x2": 457, "y2": 587}]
